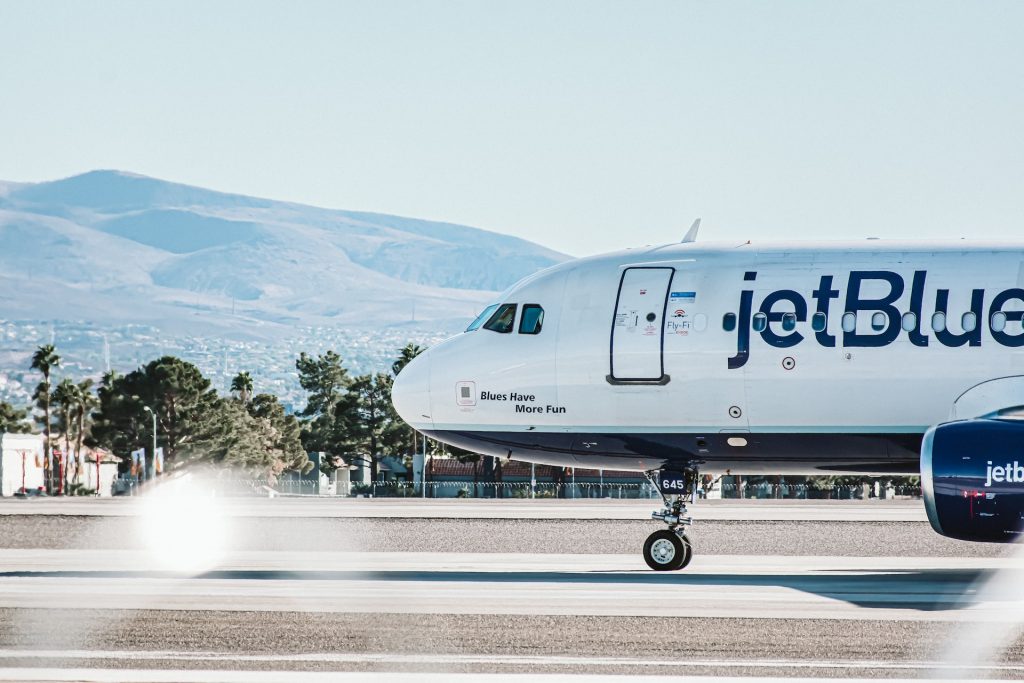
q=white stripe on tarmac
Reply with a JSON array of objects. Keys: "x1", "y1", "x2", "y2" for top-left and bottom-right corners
[
  {"x1": 3, "y1": 672, "x2": 1016, "y2": 683},
  {"x1": 3, "y1": 649, "x2": 1024, "y2": 672},
  {"x1": 0, "y1": 583, "x2": 1010, "y2": 621},
  {"x1": 0, "y1": 650, "x2": 1022, "y2": 683},
  {"x1": 1, "y1": 549, "x2": 1018, "y2": 572},
  {"x1": 0, "y1": 552, "x2": 1018, "y2": 621}
]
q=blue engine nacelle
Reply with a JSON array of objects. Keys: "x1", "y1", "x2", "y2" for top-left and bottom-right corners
[{"x1": 922, "y1": 418, "x2": 1024, "y2": 542}]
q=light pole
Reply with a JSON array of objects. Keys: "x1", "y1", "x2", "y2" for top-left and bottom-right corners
[
  {"x1": 421, "y1": 436, "x2": 428, "y2": 498},
  {"x1": 142, "y1": 406, "x2": 157, "y2": 482}
]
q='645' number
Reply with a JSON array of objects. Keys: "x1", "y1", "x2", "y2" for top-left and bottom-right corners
[{"x1": 657, "y1": 471, "x2": 691, "y2": 494}]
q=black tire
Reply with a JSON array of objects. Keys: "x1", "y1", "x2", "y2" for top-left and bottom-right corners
[
  {"x1": 677, "y1": 533, "x2": 693, "y2": 569},
  {"x1": 643, "y1": 530, "x2": 691, "y2": 571}
]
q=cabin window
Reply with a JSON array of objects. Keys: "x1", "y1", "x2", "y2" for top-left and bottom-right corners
[
  {"x1": 931, "y1": 311, "x2": 947, "y2": 333},
  {"x1": 811, "y1": 312, "x2": 827, "y2": 332},
  {"x1": 519, "y1": 304, "x2": 545, "y2": 334},
  {"x1": 992, "y1": 311, "x2": 1008, "y2": 333},
  {"x1": 962, "y1": 311, "x2": 978, "y2": 333},
  {"x1": 841, "y1": 312, "x2": 857, "y2": 333},
  {"x1": 871, "y1": 312, "x2": 887, "y2": 332},
  {"x1": 722, "y1": 313, "x2": 737, "y2": 332},
  {"x1": 901, "y1": 312, "x2": 917, "y2": 332},
  {"x1": 466, "y1": 304, "x2": 499, "y2": 332},
  {"x1": 483, "y1": 303, "x2": 517, "y2": 333},
  {"x1": 781, "y1": 312, "x2": 797, "y2": 332},
  {"x1": 752, "y1": 312, "x2": 767, "y2": 332}
]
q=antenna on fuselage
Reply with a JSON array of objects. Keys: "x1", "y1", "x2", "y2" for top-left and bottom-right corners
[{"x1": 682, "y1": 218, "x2": 701, "y2": 243}]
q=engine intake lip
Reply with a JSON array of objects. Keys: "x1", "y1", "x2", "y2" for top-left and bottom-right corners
[{"x1": 920, "y1": 425, "x2": 944, "y2": 537}]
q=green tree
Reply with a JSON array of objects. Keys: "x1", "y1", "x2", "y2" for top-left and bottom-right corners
[
  {"x1": 52, "y1": 378, "x2": 78, "y2": 492},
  {"x1": 91, "y1": 360, "x2": 309, "y2": 481},
  {"x1": 31, "y1": 344, "x2": 61, "y2": 492},
  {"x1": 391, "y1": 343, "x2": 425, "y2": 458},
  {"x1": 72, "y1": 379, "x2": 98, "y2": 485},
  {"x1": 89, "y1": 356, "x2": 223, "y2": 467},
  {"x1": 202, "y1": 400, "x2": 268, "y2": 471},
  {"x1": 295, "y1": 351, "x2": 352, "y2": 460},
  {"x1": 0, "y1": 401, "x2": 32, "y2": 434},
  {"x1": 248, "y1": 393, "x2": 311, "y2": 477},
  {"x1": 392, "y1": 343, "x2": 424, "y2": 376},
  {"x1": 348, "y1": 372, "x2": 404, "y2": 481},
  {"x1": 231, "y1": 371, "x2": 254, "y2": 404},
  {"x1": 204, "y1": 395, "x2": 311, "y2": 479}
]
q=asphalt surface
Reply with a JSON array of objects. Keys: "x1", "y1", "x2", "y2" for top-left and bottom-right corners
[
  {"x1": 0, "y1": 498, "x2": 930, "y2": 521},
  {"x1": 0, "y1": 499, "x2": 1020, "y2": 681},
  {"x1": 0, "y1": 515, "x2": 1003, "y2": 557},
  {"x1": 2, "y1": 611, "x2": 1022, "y2": 677}
]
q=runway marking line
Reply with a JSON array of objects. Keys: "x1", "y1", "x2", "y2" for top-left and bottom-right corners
[
  {"x1": 1, "y1": 671, "x2": 1017, "y2": 683},
  {"x1": 0, "y1": 649, "x2": 1022, "y2": 673}
]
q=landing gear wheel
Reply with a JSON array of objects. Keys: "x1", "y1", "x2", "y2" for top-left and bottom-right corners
[
  {"x1": 677, "y1": 534, "x2": 693, "y2": 570},
  {"x1": 643, "y1": 530, "x2": 692, "y2": 571}
]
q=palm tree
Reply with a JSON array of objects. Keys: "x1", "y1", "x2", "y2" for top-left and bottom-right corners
[
  {"x1": 231, "y1": 371, "x2": 253, "y2": 404},
  {"x1": 73, "y1": 379, "x2": 97, "y2": 486},
  {"x1": 52, "y1": 378, "x2": 77, "y2": 494},
  {"x1": 31, "y1": 344, "x2": 60, "y2": 493},
  {"x1": 391, "y1": 343, "x2": 424, "y2": 376}
]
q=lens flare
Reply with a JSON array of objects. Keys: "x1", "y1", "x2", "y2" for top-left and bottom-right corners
[
  {"x1": 137, "y1": 475, "x2": 227, "y2": 573},
  {"x1": 931, "y1": 537, "x2": 1024, "y2": 678}
]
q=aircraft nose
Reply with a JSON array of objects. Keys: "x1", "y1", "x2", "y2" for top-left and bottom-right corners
[{"x1": 392, "y1": 353, "x2": 432, "y2": 429}]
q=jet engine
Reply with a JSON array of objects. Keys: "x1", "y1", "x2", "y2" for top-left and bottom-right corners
[{"x1": 921, "y1": 418, "x2": 1024, "y2": 542}]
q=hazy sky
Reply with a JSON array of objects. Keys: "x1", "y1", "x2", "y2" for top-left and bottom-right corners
[{"x1": 2, "y1": 1, "x2": 1023, "y2": 256}]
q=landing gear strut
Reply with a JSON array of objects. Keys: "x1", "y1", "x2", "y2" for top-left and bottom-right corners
[{"x1": 642, "y1": 468, "x2": 696, "y2": 571}]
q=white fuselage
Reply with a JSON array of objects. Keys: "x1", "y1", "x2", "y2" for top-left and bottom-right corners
[{"x1": 392, "y1": 240, "x2": 1024, "y2": 474}]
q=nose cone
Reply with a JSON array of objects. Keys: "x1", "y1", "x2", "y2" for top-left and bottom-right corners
[{"x1": 392, "y1": 353, "x2": 432, "y2": 429}]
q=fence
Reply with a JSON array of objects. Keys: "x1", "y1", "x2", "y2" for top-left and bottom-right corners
[
  {"x1": 718, "y1": 481, "x2": 921, "y2": 500},
  {"x1": 127, "y1": 478, "x2": 921, "y2": 500},
  {"x1": 267, "y1": 479, "x2": 922, "y2": 500},
  {"x1": 354, "y1": 481, "x2": 654, "y2": 499}
]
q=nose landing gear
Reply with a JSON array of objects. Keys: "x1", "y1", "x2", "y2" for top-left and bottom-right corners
[
  {"x1": 643, "y1": 528, "x2": 692, "y2": 571},
  {"x1": 643, "y1": 468, "x2": 697, "y2": 571}
]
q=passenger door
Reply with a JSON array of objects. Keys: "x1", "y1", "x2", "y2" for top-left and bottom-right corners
[{"x1": 609, "y1": 267, "x2": 674, "y2": 382}]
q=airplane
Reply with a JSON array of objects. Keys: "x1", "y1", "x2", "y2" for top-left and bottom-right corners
[{"x1": 391, "y1": 230, "x2": 1024, "y2": 571}]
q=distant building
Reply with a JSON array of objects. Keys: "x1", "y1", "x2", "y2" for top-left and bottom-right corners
[
  {"x1": 279, "y1": 451, "x2": 333, "y2": 495},
  {"x1": 0, "y1": 433, "x2": 45, "y2": 497},
  {"x1": 82, "y1": 448, "x2": 120, "y2": 496}
]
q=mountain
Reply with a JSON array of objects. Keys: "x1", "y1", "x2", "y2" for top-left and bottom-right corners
[{"x1": 0, "y1": 171, "x2": 569, "y2": 338}]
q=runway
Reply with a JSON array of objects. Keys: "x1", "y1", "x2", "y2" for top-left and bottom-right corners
[
  {"x1": 0, "y1": 549, "x2": 1021, "y2": 620},
  {"x1": 0, "y1": 499, "x2": 1021, "y2": 681}
]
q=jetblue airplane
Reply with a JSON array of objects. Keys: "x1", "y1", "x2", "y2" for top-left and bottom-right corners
[{"x1": 391, "y1": 233, "x2": 1024, "y2": 570}]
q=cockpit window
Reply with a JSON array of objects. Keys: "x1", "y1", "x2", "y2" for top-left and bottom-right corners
[
  {"x1": 466, "y1": 304, "x2": 500, "y2": 332},
  {"x1": 483, "y1": 303, "x2": 517, "y2": 333},
  {"x1": 519, "y1": 304, "x2": 544, "y2": 334}
]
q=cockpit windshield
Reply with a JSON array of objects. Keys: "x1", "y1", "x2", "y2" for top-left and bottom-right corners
[
  {"x1": 483, "y1": 303, "x2": 517, "y2": 333},
  {"x1": 519, "y1": 304, "x2": 544, "y2": 334},
  {"x1": 466, "y1": 304, "x2": 500, "y2": 332},
  {"x1": 467, "y1": 302, "x2": 543, "y2": 334}
]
